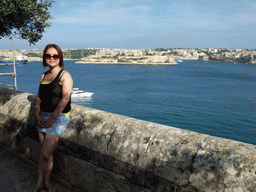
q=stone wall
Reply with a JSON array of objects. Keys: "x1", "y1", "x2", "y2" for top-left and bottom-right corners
[{"x1": 0, "y1": 87, "x2": 256, "y2": 192}]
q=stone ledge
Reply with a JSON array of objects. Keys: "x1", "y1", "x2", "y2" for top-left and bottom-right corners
[{"x1": 0, "y1": 87, "x2": 256, "y2": 191}]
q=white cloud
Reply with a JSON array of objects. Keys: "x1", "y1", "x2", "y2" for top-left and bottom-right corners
[
  {"x1": 163, "y1": 0, "x2": 256, "y2": 32},
  {"x1": 59, "y1": 0, "x2": 66, "y2": 7},
  {"x1": 53, "y1": 2, "x2": 154, "y2": 27},
  {"x1": 43, "y1": 0, "x2": 256, "y2": 49}
]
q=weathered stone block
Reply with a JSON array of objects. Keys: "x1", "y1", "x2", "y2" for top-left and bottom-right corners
[
  {"x1": 0, "y1": 123, "x2": 11, "y2": 146},
  {"x1": 70, "y1": 186, "x2": 85, "y2": 192},
  {"x1": 68, "y1": 156, "x2": 97, "y2": 191},
  {"x1": 144, "y1": 126, "x2": 205, "y2": 186},
  {"x1": 145, "y1": 174, "x2": 178, "y2": 192},
  {"x1": 95, "y1": 166, "x2": 131, "y2": 192},
  {"x1": 24, "y1": 137, "x2": 39, "y2": 163},
  {"x1": 131, "y1": 185, "x2": 151, "y2": 192},
  {"x1": 98, "y1": 155, "x2": 146, "y2": 186},
  {"x1": 64, "y1": 139, "x2": 101, "y2": 164},
  {"x1": 53, "y1": 149, "x2": 69, "y2": 181},
  {"x1": 108, "y1": 120, "x2": 154, "y2": 168}
]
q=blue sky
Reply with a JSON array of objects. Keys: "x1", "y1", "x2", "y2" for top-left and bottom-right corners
[{"x1": 1, "y1": 0, "x2": 256, "y2": 50}]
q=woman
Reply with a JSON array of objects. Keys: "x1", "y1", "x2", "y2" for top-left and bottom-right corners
[{"x1": 32, "y1": 44, "x2": 73, "y2": 192}]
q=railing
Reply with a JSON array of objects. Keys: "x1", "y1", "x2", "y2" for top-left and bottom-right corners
[
  {"x1": 0, "y1": 73, "x2": 17, "y2": 89},
  {"x1": 0, "y1": 35, "x2": 17, "y2": 90}
]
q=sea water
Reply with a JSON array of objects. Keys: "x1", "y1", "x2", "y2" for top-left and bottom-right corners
[{"x1": 0, "y1": 60, "x2": 255, "y2": 145}]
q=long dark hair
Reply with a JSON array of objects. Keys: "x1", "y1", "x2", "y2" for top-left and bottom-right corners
[{"x1": 42, "y1": 44, "x2": 64, "y2": 68}]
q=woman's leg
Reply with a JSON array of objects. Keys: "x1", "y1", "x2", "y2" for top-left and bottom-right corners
[
  {"x1": 32, "y1": 133, "x2": 59, "y2": 192},
  {"x1": 40, "y1": 133, "x2": 60, "y2": 190},
  {"x1": 32, "y1": 132, "x2": 46, "y2": 192}
]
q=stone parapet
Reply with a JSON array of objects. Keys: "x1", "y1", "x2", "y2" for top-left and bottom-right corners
[{"x1": 0, "y1": 87, "x2": 255, "y2": 191}]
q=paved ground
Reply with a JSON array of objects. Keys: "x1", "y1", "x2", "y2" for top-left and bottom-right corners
[{"x1": 0, "y1": 147, "x2": 72, "y2": 192}]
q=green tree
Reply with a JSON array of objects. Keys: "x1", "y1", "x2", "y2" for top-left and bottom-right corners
[{"x1": 0, "y1": 0, "x2": 53, "y2": 45}]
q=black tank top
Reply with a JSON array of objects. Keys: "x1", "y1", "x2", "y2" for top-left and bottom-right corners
[{"x1": 39, "y1": 69, "x2": 71, "y2": 113}]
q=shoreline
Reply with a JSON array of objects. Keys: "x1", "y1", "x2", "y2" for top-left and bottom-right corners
[{"x1": 75, "y1": 61, "x2": 178, "y2": 65}]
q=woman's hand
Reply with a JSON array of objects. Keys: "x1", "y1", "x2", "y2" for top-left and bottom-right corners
[
  {"x1": 36, "y1": 115, "x2": 44, "y2": 128},
  {"x1": 45, "y1": 114, "x2": 56, "y2": 128}
]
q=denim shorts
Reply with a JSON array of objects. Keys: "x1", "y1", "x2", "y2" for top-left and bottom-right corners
[{"x1": 37, "y1": 111, "x2": 70, "y2": 137}]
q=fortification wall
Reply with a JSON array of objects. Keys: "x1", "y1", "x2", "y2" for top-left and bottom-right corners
[{"x1": 0, "y1": 87, "x2": 255, "y2": 192}]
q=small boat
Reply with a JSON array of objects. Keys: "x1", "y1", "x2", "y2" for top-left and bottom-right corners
[{"x1": 71, "y1": 88, "x2": 94, "y2": 98}]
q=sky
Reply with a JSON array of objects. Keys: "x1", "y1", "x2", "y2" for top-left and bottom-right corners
[{"x1": 1, "y1": 0, "x2": 256, "y2": 50}]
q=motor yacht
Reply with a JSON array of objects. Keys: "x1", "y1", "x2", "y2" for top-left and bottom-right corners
[{"x1": 71, "y1": 88, "x2": 94, "y2": 98}]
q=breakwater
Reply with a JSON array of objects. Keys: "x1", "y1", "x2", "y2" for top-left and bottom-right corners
[{"x1": 0, "y1": 87, "x2": 256, "y2": 191}]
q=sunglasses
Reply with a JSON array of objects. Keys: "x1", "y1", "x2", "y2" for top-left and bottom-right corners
[{"x1": 45, "y1": 54, "x2": 60, "y2": 60}]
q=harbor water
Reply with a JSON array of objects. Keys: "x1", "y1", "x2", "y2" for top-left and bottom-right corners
[{"x1": 0, "y1": 60, "x2": 255, "y2": 145}]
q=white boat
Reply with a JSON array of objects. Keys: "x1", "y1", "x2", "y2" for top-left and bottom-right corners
[{"x1": 71, "y1": 88, "x2": 94, "y2": 98}]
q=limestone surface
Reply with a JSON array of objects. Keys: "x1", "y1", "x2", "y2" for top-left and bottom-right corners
[{"x1": 0, "y1": 87, "x2": 256, "y2": 192}]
